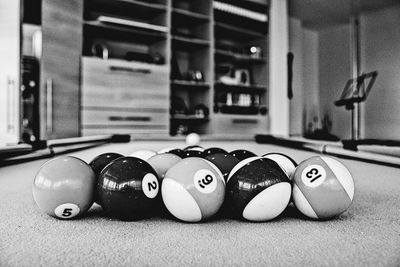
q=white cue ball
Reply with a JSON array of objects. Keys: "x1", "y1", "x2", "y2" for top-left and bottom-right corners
[{"x1": 185, "y1": 133, "x2": 201, "y2": 147}]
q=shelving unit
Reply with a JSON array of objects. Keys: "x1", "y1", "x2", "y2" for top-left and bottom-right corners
[
  {"x1": 2, "y1": 0, "x2": 269, "y2": 144},
  {"x1": 211, "y1": 0, "x2": 269, "y2": 136},
  {"x1": 169, "y1": 0, "x2": 213, "y2": 135},
  {"x1": 80, "y1": 0, "x2": 269, "y2": 137}
]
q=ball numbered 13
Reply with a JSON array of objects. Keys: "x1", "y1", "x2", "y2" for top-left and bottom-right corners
[{"x1": 292, "y1": 156, "x2": 355, "y2": 220}]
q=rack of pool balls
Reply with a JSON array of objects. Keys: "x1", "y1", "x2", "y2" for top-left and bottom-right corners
[{"x1": 32, "y1": 144, "x2": 355, "y2": 222}]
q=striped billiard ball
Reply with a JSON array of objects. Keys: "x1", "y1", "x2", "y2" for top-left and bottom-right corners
[
  {"x1": 226, "y1": 157, "x2": 291, "y2": 222},
  {"x1": 161, "y1": 157, "x2": 225, "y2": 222},
  {"x1": 292, "y1": 156, "x2": 354, "y2": 220}
]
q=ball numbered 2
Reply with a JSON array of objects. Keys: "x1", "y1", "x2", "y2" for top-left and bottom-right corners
[
  {"x1": 292, "y1": 156, "x2": 355, "y2": 220},
  {"x1": 97, "y1": 157, "x2": 160, "y2": 220},
  {"x1": 32, "y1": 156, "x2": 96, "y2": 220},
  {"x1": 162, "y1": 157, "x2": 225, "y2": 222}
]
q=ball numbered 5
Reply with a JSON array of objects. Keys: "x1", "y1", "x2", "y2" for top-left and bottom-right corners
[
  {"x1": 292, "y1": 156, "x2": 355, "y2": 220},
  {"x1": 162, "y1": 157, "x2": 225, "y2": 222},
  {"x1": 32, "y1": 156, "x2": 96, "y2": 220}
]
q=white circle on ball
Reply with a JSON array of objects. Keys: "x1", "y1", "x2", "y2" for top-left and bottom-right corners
[
  {"x1": 301, "y1": 165, "x2": 327, "y2": 187},
  {"x1": 54, "y1": 203, "x2": 80, "y2": 219},
  {"x1": 193, "y1": 169, "x2": 217, "y2": 194},
  {"x1": 142, "y1": 173, "x2": 159, "y2": 199}
]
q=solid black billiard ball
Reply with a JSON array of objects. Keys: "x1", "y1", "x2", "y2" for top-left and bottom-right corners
[
  {"x1": 89, "y1": 152, "x2": 123, "y2": 205},
  {"x1": 168, "y1": 149, "x2": 187, "y2": 158},
  {"x1": 229, "y1": 149, "x2": 257, "y2": 161},
  {"x1": 203, "y1": 147, "x2": 228, "y2": 157},
  {"x1": 97, "y1": 157, "x2": 160, "y2": 220},
  {"x1": 226, "y1": 157, "x2": 291, "y2": 222},
  {"x1": 90, "y1": 152, "x2": 123, "y2": 177},
  {"x1": 205, "y1": 152, "x2": 239, "y2": 181},
  {"x1": 182, "y1": 149, "x2": 204, "y2": 158}
]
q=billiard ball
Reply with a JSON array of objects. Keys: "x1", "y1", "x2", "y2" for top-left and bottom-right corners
[
  {"x1": 167, "y1": 148, "x2": 186, "y2": 158},
  {"x1": 182, "y1": 150, "x2": 204, "y2": 158},
  {"x1": 230, "y1": 149, "x2": 257, "y2": 161},
  {"x1": 205, "y1": 152, "x2": 240, "y2": 181},
  {"x1": 226, "y1": 157, "x2": 291, "y2": 221},
  {"x1": 147, "y1": 153, "x2": 182, "y2": 180},
  {"x1": 129, "y1": 149, "x2": 157, "y2": 161},
  {"x1": 262, "y1": 153, "x2": 297, "y2": 180},
  {"x1": 32, "y1": 156, "x2": 96, "y2": 219},
  {"x1": 89, "y1": 152, "x2": 123, "y2": 205},
  {"x1": 203, "y1": 147, "x2": 228, "y2": 157},
  {"x1": 90, "y1": 153, "x2": 123, "y2": 177},
  {"x1": 292, "y1": 156, "x2": 354, "y2": 220},
  {"x1": 162, "y1": 157, "x2": 225, "y2": 222},
  {"x1": 97, "y1": 157, "x2": 160, "y2": 220},
  {"x1": 183, "y1": 145, "x2": 205, "y2": 152},
  {"x1": 185, "y1": 132, "x2": 200, "y2": 146},
  {"x1": 158, "y1": 147, "x2": 177, "y2": 154}
]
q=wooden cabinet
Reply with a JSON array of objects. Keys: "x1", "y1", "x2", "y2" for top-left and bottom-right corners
[
  {"x1": 81, "y1": 0, "x2": 170, "y2": 137},
  {"x1": 0, "y1": 1, "x2": 21, "y2": 145},
  {"x1": 80, "y1": 0, "x2": 270, "y2": 138},
  {"x1": 0, "y1": 0, "x2": 83, "y2": 144},
  {"x1": 81, "y1": 57, "x2": 169, "y2": 136},
  {"x1": 39, "y1": 0, "x2": 83, "y2": 139}
]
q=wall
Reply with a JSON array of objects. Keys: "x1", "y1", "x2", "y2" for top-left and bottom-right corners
[
  {"x1": 302, "y1": 28, "x2": 320, "y2": 134},
  {"x1": 318, "y1": 25, "x2": 351, "y2": 139},
  {"x1": 289, "y1": 17, "x2": 303, "y2": 136},
  {"x1": 360, "y1": 6, "x2": 400, "y2": 140},
  {"x1": 288, "y1": 18, "x2": 320, "y2": 136},
  {"x1": 269, "y1": 0, "x2": 289, "y2": 136},
  {"x1": 289, "y1": 5, "x2": 400, "y2": 141}
]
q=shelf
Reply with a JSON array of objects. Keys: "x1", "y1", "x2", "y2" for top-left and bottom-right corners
[
  {"x1": 97, "y1": 16, "x2": 167, "y2": 33},
  {"x1": 214, "y1": 82, "x2": 267, "y2": 93},
  {"x1": 171, "y1": 80, "x2": 210, "y2": 90},
  {"x1": 214, "y1": 104, "x2": 267, "y2": 115},
  {"x1": 215, "y1": 22, "x2": 264, "y2": 42},
  {"x1": 172, "y1": 8, "x2": 210, "y2": 25},
  {"x1": 214, "y1": 9, "x2": 268, "y2": 34},
  {"x1": 172, "y1": 36, "x2": 210, "y2": 50},
  {"x1": 213, "y1": 1, "x2": 268, "y2": 22},
  {"x1": 215, "y1": 49, "x2": 266, "y2": 64},
  {"x1": 85, "y1": 0, "x2": 167, "y2": 21},
  {"x1": 218, "y1": 0, "x2": 269, "y2": 12},
  {"x1": 84, "y1": 21, "x2": 167, "y2": 44},
  {"x1": 170, "y1": 115, "x2": 210, "y2": 123}
]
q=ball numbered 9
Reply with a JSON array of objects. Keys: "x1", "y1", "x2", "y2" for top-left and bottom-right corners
[
  {"x1": 32, "y1": 156, "x2": 96, "y2": 220},
  {"x1": 292, "y1": 156, "x2": 355, "y2": 220},
  {"x1": 162, "y1": 157, "x2": 225, "y2": 222},
  {"x1": 97, "y1": 156, "x2": 160, "y2": 220}
]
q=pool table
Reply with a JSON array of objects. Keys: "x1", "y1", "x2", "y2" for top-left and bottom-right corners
[{"x1": 0, "y1": 138, "x2": 399, "y2": 266}]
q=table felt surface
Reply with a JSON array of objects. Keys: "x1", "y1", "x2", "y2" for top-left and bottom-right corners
[{"x1": 0, "y1": 140, "x2": 399, "y2": 267}]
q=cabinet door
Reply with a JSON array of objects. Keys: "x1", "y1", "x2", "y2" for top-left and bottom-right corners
[
  {"x1": 0, "y1": 1, "x2": 21, "y2": 145},
  {"x1": 40, "y1": 0, "x2": 82, "y2": 139}
]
